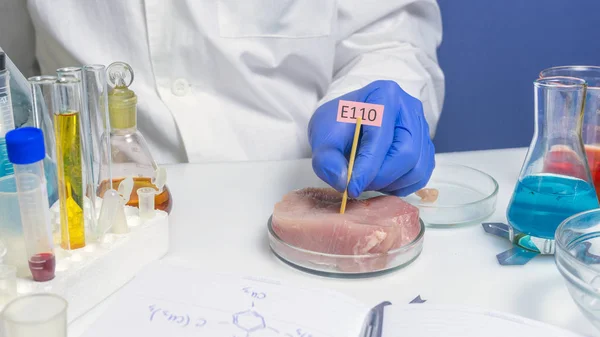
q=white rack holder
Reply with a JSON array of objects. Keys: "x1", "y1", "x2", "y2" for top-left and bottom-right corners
[{"x1": 15, "y1": 205, "x2": 169, "y2": 323}]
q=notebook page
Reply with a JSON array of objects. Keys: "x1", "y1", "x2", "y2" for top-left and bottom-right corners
[
  {"x1": 81, "y1": 261, "x2": 369, "y2": 337},
  {"x1": 381, "y1": 304, "x2": 584, "y2": 337}
]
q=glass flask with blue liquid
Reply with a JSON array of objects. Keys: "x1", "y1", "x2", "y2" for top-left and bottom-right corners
[{"x1": 506, "y1": 76, "x2": 600, "y2": 253}]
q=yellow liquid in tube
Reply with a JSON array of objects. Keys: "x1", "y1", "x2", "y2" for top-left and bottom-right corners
[{"x1": 54, "y1": 111, "x2": 86, "y2": 250}]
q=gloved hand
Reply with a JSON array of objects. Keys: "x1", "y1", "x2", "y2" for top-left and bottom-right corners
[{"x1": 308, "y1": 80, "x2": 435, "y2": 198}]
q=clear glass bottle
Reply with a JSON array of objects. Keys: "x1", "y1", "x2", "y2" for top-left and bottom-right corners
[
  {"x1": 506, "y1": 76, "x2": 600, "y2": 250},
  {"x1": 97, "y1": 62, "x2": 172, "y2": 213}
]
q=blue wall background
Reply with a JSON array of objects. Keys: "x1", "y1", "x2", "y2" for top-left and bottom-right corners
[{"x1": 433, "y1": 0, "x2": 600, "y2": 153}]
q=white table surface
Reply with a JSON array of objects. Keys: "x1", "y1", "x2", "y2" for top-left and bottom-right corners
[{"x1": 69, "y1": 147, "x2": 599, "y2": 337}]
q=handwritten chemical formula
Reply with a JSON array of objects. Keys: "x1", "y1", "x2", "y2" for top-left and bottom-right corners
[
  {"x1": 146, "y1": 287, "x2": 315, "y2": 337},
  {"x1": 81, "y1": 263, "x2": 373, "y2": 337},
  {"x1": 242, "y1": 287, "x2": 267, "y2": 300},
  {"x1": 148, "y1": 305, "x2": 207, "y2": 328}
]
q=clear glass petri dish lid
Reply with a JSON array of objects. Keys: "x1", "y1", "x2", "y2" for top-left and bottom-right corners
[
  {"x1": 267, "y1": 216, "x2": 425, "y2": 277},
  {"x1": 402, "y1": 163, "x2": 499, "y2": 226}
]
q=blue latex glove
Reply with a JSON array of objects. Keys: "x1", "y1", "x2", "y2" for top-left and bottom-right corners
[{"x1": 308, "y1": 80, "x2": 435, "y2": 198}]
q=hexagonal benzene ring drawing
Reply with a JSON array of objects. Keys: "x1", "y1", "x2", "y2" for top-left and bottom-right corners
[{"x1": 233, "y1": 310, "x2": 266, "y2": 333}]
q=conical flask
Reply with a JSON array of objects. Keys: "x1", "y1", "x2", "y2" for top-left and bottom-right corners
[
  {"x1": 540, "y1": 66, "x2": 600, "y2": 201},
  {"x1": 97, "y1": 62, "x2": 172, "y2": 214},
  {"x1": 506, "y1": 76, "x2": 600, "y2": 250}
]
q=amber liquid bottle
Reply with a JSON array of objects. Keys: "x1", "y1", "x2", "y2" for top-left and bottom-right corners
[{"x1": 97, "y1": 62, "x2": 173, "y2": 213}]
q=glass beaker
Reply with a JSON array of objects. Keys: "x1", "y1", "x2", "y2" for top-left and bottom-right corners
[
  {"x1": 506, "y1": 77, "x2": 600, "y2": 245},
  {"x1": 540, "y1": 66, "x2": 600, "y2": 200},
  {"x1": 97, "y1": 62, "x2": 172, "y2": 214},
  {"x1": 1, "y1": 293, "x2": 67, "y2": 337}
]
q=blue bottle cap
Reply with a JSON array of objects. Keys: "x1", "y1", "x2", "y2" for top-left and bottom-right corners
[{"x1": 5, "y1": 127, "x2": 46, "y2": 165}]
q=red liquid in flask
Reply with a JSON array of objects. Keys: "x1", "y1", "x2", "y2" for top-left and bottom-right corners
[
  {"x1": 543, "y1": 145, "x2": 600, "y2": 200},
  {"x1": 586, "y1": 145, "x2": 600, "y2": 200},
  {"x1": 543, "y1": 145, "x2": 588, "y2": 180},
  {"x1": 28, "y1": 253, "x2": 56, "y2": 282}
]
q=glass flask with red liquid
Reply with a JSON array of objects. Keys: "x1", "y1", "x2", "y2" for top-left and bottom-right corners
[
  {"x1": 543, "y1": 144, "x2": 600, "y2": 201},
  {"x1": 506, "y1": 77, "x2": 599, "y2": 255},
  {"x1": 97, "y1": 62, "x2": 173, "y2": 213},
  {"x1": 540, "y1": 66, "x2": 600, "y2": 200}
]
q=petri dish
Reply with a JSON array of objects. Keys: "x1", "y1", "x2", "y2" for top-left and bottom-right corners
[
  {"x1": 267, "y1": 216, "x2": 425, "y2": 277},
  {"x1": 402, "y1": 163, "x2": 498, "y2": 227}
]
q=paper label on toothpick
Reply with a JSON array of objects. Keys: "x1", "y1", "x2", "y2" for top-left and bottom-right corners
[{"x1": 337, "y1": 100, "x2": 384, "y2": 127}]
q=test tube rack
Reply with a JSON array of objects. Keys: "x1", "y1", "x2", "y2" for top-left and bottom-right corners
[{"x1": 13, "y1": 203, "x2": 169, "y2": 323}]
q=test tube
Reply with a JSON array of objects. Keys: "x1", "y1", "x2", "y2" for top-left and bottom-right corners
[
  {"x1": 82, "y1": 65, "x2": 113, "y2": 240},
  {"x1": 53, "y1": 77, "x2": 86, "y2": 250},
  {"x1": 138, "y1": 187, "x2": 156, "y2": 220},
  {"x1": 0, "y1": 52, "x2": 16, "y2": 179},
  {"x1": 57, "y1": 66, "x2": 102, "y2": 239},
  {"x1": 1, "y1": 293, "x2": 68, "y2": 337},
  {"x1": 56, "y1": 66, "x2": 82, "y2": 81},
  {"x1": 29, "y1": 76, "x2": 59, "y2": 207},
  {"x1": 6, "y1": 127, "x2": 56, "y2": 282},
  {"x1": 82, "y1": 65, "x2": 112, "y2": 182}
]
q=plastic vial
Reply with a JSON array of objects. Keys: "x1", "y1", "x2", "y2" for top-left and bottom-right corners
[
  {"x1": 6, "y1": 127, "x2": 56, "y2": 282},
  {"x1": 137, "y1": 187, "x2": 156, "y2": 220}
]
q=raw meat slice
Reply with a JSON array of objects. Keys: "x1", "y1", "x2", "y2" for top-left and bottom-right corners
[
  {"x1": 271, "y1": 188, "x2": 421, "y2": 273},
  {"x1": 416, "y1": 188, "x2": 439, "y2": 203}
]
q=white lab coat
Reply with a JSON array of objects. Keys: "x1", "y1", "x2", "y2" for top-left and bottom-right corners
[{"x1": 27, "y1": 0, "x2": 444, "y2": 165}]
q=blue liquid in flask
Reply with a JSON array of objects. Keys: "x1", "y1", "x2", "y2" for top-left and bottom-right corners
[{"x1": 507, "y1": 174, "x2": 599, "y2": 239}]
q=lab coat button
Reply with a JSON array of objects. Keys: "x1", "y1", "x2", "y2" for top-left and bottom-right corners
[{"x1": 172, "y1": 78, "x2": 189, "y2": 96}]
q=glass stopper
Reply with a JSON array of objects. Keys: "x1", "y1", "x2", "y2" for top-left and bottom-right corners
[{"x1": 107, "y1": 61, "x2": 134, "y2": 88}]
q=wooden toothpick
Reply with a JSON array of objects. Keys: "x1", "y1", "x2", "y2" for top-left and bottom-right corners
[{"x1": 340, "y1": 117, "x2": 362, "y2": 214}]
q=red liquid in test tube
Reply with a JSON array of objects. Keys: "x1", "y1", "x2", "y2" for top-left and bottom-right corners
[
  {"x1": 29, "y1": 252, "x2": 56, "y2": 282},
  {"x1": 5, "y1": 128, "x2": 57, "y2": 283}
]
